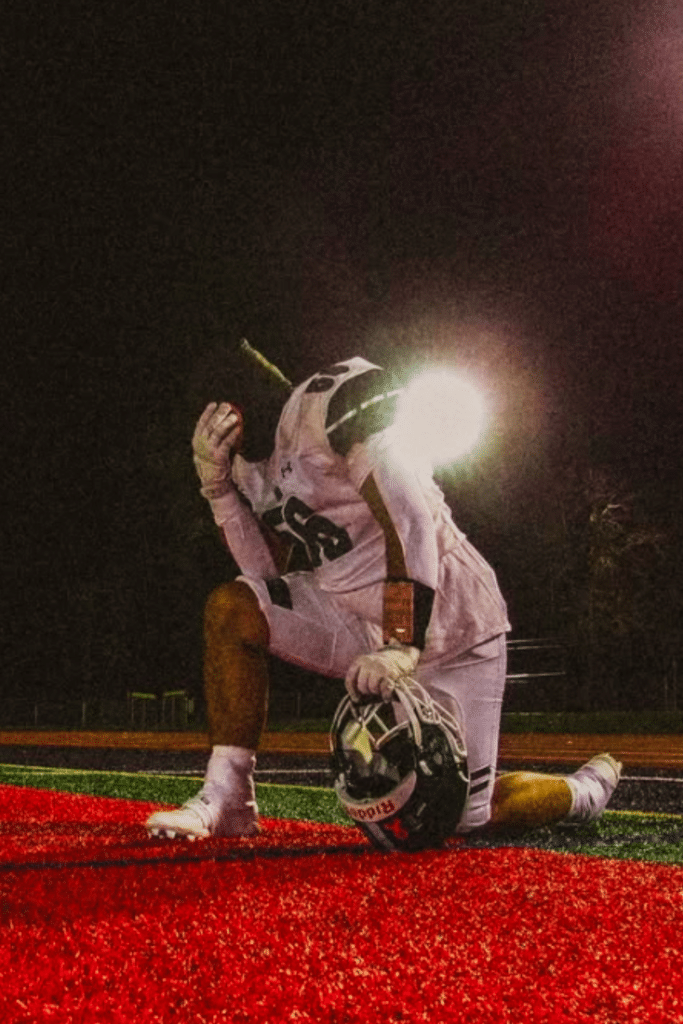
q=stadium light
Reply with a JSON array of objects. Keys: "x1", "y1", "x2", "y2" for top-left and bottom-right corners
[{"x1": 392, "y1": 369, "x2": 487, "y2": 470}]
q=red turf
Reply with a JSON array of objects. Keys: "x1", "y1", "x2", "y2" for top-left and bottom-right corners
[{"x1": 1, "y1": 784, "x2": 682, "y2": 1023}]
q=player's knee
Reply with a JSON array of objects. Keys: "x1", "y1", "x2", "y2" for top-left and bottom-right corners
[{"x1": 204, "y1": 582, "x2": 269, "y2": 649}]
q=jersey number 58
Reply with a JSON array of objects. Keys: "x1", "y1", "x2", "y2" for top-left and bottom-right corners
[{"x1": 262, "y1": 496, "x2": 352, "y2": 569}]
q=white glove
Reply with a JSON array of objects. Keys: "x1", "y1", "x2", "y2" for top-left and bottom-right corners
[
  {"x1": 192, "y1": 402, "x2": 243, "y2": 499},
  {"x1": 345, "y1": 643, "x2": 420, "y2": 703}
]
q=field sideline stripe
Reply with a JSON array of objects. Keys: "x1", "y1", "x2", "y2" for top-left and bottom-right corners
[
  {"x1": 0, "y1": 763, "x2": 199, "y2": 780},
  {"x1": 2, "y1": 765, "x2": 683, "y2": 821},
  {"x1": 0, "y1": 764, "x2": 335, "y2": 795}
]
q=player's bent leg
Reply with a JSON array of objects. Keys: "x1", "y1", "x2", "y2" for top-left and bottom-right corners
[
  {"x1": 146, "y1": 581, "x2": 269, "y2": 841},
  {"x1": 202, "y1": 580, "x2": 270, "y2": 749},
  {"x1": 147, "y1": 575, "x2": 376, "y2": 841},
  {"x1": 487, "y1": 753, "x2": 622, "y2": 829},
  {"x1": 419, "y1": 635, "x2": 508, "y2": 834},
  {"x1": 488, "y1": 771, "x2": 573, "y2": 828}
]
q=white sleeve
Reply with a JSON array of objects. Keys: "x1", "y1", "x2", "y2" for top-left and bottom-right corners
[
  {"x1": 347, "y1": 433, "x2": 439, "y2": 590},
  {"x1": 207, "y1": 489, "x2": 278, "y2": 580}
]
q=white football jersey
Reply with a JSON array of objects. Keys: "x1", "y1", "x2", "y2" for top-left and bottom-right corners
[
  {"x1": 231, "y1": 356, "x2": 510, "y2": 650},
  {"x1": 232, "y1": 358, "x2": 388, "y2": 593}
]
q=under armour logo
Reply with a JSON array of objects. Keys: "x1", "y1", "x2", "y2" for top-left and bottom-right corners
[{"x1": 281, "y1": 461, "x2": 293, "y2": 477}]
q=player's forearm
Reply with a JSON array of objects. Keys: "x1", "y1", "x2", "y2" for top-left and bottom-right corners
[
  {"x1": 360, "y1": 470, "x2": 436, "y2": 649},
  {"x1": 208, "y1": 490, "x2": 279, "y2": 580}
]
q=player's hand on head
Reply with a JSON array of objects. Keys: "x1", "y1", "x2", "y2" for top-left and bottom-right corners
[
  {"x1": 192, "y1": 401, "x2": 244, "y2": 499},
  {"x1": 344, "y1": 644, "x2": 420, "y2": 703}
]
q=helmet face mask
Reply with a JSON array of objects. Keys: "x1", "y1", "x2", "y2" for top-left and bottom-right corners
[{"x1": 330, "y1": 678, "x2": 469, "y2": 852}]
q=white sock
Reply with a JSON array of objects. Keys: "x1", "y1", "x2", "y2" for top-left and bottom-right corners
[
  {"x1": 564, "y1": 775, "x2": 584, "y2": 820},
  {"x1": 563, "y1": 766, "x2": 611, "y2": 823},
  {"x1": 203, "y1": 745, "x2": 257, "y2": 809}
]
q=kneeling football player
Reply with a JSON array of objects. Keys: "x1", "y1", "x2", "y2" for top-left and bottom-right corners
[{"x1": 146, "y1": 357, "x2": 621, "y2": 843}]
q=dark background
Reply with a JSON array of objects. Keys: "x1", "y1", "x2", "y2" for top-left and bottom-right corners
[{"x1": 4, "y1": 0, "x2": 683, "y2": 710}]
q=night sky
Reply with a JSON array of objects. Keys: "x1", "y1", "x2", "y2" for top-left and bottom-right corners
[{"x1": 5, "y1": 0, "x2": 683, "y2": 700}]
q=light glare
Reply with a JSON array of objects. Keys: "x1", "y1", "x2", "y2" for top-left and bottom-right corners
[{"x1": 394, "y1": 370, "x2": 486, "y2": 468}]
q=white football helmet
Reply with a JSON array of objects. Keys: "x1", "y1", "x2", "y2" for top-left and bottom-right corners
[{"x1": 330, "y1": 677, "x2": 469, "y2": 851}]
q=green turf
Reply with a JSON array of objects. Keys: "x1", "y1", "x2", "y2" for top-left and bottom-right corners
[
  {"x1": 2, "y1": 763, "x2": 682, "y2": 863},
  {"x1": 464, "y1": 812, "x2": 683, "y2": 865},
  {"x1": 0, "y1": 763, "x2": 350, "y2": 826}
]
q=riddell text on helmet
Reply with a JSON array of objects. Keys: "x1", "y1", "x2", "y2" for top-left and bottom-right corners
[{"x1": 347, "y1": 798, "x2": 398, "y2": 822}]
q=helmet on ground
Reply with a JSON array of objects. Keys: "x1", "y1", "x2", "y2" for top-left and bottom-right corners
[{"x1": 329, "y1": 677, "x2": 469, "y2": 852}]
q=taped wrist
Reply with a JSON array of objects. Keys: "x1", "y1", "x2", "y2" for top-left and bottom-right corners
[
  {"x1": 200, "y1": 477, "x2": 231, "y2": 500},
  {"x1": 382, "y1": 579, "x2": 435, "y2": 649}
]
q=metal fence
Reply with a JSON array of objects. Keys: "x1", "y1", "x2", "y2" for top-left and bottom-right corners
[
  {"x1": 0, "y1": 691, "x2": 197, "y2": 731},
  {"x1": 15, "y1": 638, "x2": 675, "y2": 729},
  {"x1": 502, "y1": 638, "x2": 569, "y2": 713}
]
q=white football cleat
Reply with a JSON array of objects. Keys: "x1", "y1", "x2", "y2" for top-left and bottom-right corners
[
  {"x1": 564, "y1": 753, "x2": 622, "y2": 824},
  {"x1": 146, "y1": 790, "x2": 259, "y2": 840}
]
